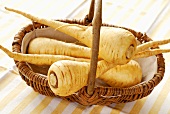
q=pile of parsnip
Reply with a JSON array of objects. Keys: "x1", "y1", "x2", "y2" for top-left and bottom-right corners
[{"x1": 1, "y1": 7, "x2": 170, "y2": 96}]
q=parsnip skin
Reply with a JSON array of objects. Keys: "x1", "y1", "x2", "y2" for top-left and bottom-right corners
[
  {"x1": 28, "y1": 37, "x2": 92, "y2": 58},
  {"x1": 99, "y1": 60, "x2": 142, "y2": 88},
  {"x1": 48, "y1": 60, "x2": 142, "y2": 96}
]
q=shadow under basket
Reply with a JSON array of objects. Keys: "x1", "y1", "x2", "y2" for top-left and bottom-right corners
[{"x1": 12, "y1": 20, "x2": 165, "y2": 106}]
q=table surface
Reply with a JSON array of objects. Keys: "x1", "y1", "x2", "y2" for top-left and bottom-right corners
[{"x1": 0, "y1": 0, "x2": 170, "y2": 114}]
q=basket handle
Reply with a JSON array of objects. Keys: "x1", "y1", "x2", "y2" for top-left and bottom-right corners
[{"x1": 87, "y1": 0, "x2": 102, "y2": 95}]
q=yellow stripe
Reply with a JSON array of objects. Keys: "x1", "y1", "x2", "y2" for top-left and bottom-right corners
[
  {"x1": 51, "y1": 99, "x2": 70, "y2": 114},
  {"x1": 0, "y1": 72, "x2": 18, "y2": 90},
  {"x1": 11, "y1": 91, "x2": 39, "y2": 113},
  {"x1": 0, "y1": 82, "x2": 26, "y2": 110},
  {"x1": 110, "y1": 103, "x2": 125, "y2": 114},
  {"x1": 0, "y1": 66, "x2": 7, "y2": 73},
  {"x1": 149, "y1": 75, "x2": 170, "y2": 113},
  {"x1": 89, "y1": 105, "x2": 104, "y2": 114},
  {"x1": 30, "y1": 96, "x2": 53, "y2": 114},
  {"x1": 129, "y1": 98, "x2": 147, "y2": 114},
  {"x1": 110, "y1": 108, "x2": 122, "y2": 114},
  {"x1": 71, "y1": 104, "x2": 87, "y2": 114}
]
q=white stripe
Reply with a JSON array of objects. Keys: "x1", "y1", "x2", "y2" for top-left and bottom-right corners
[
  {"x1": 109, "y1": 0, "x2": 139, "y2": 24},
  {"x1": 158, "y1": 91, "x2": 170, "y2": 114},
  {"x1": 109, "y1": 103, "x2": 116, "y2": 108},
  {"x1": 20, "y1": 94, "x2": 46, "y2": 114},
  {"x1": 120, "y1": 101, "x2": 136, "y2": 114},
  {"x1": 41, "y1": 98, "x2": 62, "y2": 114},
  {"x1": 154, "y1": 26, "x2": 170, "y2": 41},
  {"x1": 0, "y1": 19, "x2": 28, "y2": 39},
  {"x1": 148, "y1": 16, "x2": 170, "y2": 41},
  {"x1": 34, "y1": 1, "x2": 60, "y2": 18},
  {"x1": 147, "y1": 2, "x2": 170, "y2": 36},
  {"x1": 102, "y1": 1, "x2": 123, "y2": 23},
  {"x1": 0, "y1": 75, "x2": 21, "y2": 101},
  {"x1": 17, "y1": 0, "x2": 54, "y2": 18},
  {"x1": 0, "y1": 13, "x2": 28, "y2": 30},
  {"x1": 0, "y1": 64, "x2": 18, "y2": 79},
  {"x1": 136, "y1": 0, "x2": 167, "y2": 32},
  {"x1": 100, "y1": 106, "x2": 112, "y2": 114},
  {"x1": 68, "y1": 0, "x2": 88, "y2": 18},
  {"x1": 1, "y1": 0, "x2": 26, "y2": 9},
  {"x1": 121, "y1": 0, "x2": 151, "y2": 28},
  {"x1": 62, "y1": 102, "x2": 78, "y2": 114},
  {"x1": 55, "y1": 0, "x2": 87, "y2": 19},
  {"x1": 81, "y1": 105, "x2": 95, "y2": 114},
  {"x1": 0, "y1": 58, "x2": 16, "y2": 71},
  {"x1": 0, "y1": 87, "x2": 33, "y2": 114}
]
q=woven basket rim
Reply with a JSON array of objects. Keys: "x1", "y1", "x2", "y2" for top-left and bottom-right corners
[{"x1": 12, "y1": 20, "x2": 165, "y2": 105}]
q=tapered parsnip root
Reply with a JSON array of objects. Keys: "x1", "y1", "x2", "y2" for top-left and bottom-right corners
[
  {"x1": 48, "y1": 60, "x2": 116, "y2": 96},
  {"x1": 47, "y1": 60, "x2": 142, "y2": 96},
  {"x1": 99, "y1": 60, "x2": 142, "y2": 88},
  {"x1": 0, "y1": 45, "x2": 90, "y2": 65},
  {"x1": 134, "y1": 49, "x2": 170, "y2": 59},
  {"x1": 28, "y1": 37, "x2": 96, "y2": 59},
  {"x1": 5, "y1": 7, "x2": 137, "y2": 64},
  {"x1": 136, "y1": 38, "x2": 170, "y2": 53}
]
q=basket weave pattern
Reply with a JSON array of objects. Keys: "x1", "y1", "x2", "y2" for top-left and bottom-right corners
[{"x1": 12, "y1": 20, "x2": 165, "y2": 106}]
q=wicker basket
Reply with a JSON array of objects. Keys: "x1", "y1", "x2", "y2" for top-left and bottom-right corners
[{"x1": 12, "y1": 0, "x2": 165, "y2": 106}]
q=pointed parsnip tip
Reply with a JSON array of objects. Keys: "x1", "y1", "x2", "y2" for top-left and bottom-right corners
[
  {"x1": 5, "y1": 7, "x2": 11, "y2": 11},
  {"x1": 5, "y1": 7, "x2": 17, "y2": 12}
]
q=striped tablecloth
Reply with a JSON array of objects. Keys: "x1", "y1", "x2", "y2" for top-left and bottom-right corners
[{"x1": 0, "y1": 0, "x2": 170, "y2": 114}]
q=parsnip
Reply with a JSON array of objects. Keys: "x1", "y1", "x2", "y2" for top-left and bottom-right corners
[
  {"x1": 136, "y1": 38, "x2": 170, "y2": 53},
  {"x1": 28, "y1": 37, "x2": 93, "y2": 59},
  {"x1": 0, "y1": 45, "x2": 90, "y2": 65},
  {"x1": 99, "y1": 60, "x2": 142, "y2": 88},
  {"x1": 48, "y1": 60, "x2": 142, "y2": 96},
  {"x1": 134, "y1": 48, "x2": 170, "y2": 59}
]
